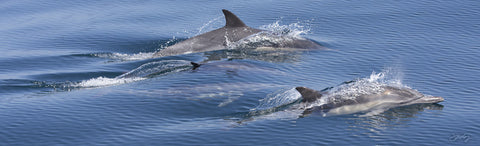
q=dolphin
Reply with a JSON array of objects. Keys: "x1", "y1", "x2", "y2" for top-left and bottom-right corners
[
  {"x1": 295, "y1": 86, "x2": 444, "y2": 116},
  {"x1": 153, "y1": 9, "x2": 323, "y2": 57}
]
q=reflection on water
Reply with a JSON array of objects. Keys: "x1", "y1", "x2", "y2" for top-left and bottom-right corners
[
  {"x1": 345, "y1": 103, "x2": 444, "y2": 134},
  {"x1": 203, "y1": 49, "x2": 306, "y2": 63}
]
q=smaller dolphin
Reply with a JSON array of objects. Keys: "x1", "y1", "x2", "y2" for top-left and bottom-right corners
[
  {"x1": 154, "y1": 9, "x2": 323, "y2": 57},
  {"x1": 295, "y1": 86, "x2": 444, "y2": 116}
]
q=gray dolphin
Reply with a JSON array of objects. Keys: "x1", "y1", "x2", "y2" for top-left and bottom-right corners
[
  {"x1": 153, "y1": 9, "x2": 323, "y2": 57},
  {"x1": 295, "y1": 86, "x2": 444, "y2": 116}
]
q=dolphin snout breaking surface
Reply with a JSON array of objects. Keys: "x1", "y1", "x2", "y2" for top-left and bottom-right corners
[
  {"x1": 413, "y1": 96, "x2": 444, "y2": 104},
  {"x1": 153, "y1": 9, "x2": 323, "y2": 57}
]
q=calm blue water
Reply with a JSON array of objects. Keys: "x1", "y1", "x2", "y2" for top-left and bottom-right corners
[{"x1": 1, "y1": 0, "x2": 479, "y2": 145}]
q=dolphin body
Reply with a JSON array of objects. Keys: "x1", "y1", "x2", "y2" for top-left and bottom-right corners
[
  {"x1": 295, "y1": 86, "x2": 444, "y2": 116},
  {"x1": 153, "y1": 9, "x2": 323, "y2": 57}
]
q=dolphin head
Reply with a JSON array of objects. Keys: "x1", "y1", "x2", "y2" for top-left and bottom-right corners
[
  {"x1": 381, "y1": 86, "x2": 444, "y2": 104},
  {"x1": 409, "y1": 96, "x2": 444, "y2": 104}
]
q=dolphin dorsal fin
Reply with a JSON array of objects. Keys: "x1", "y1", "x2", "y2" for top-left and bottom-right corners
[
  {"x1": 222, "y1": 9, "x2": 247, "y2": 27},
  {"x1": 191, "y1": 62, "x2": 201, "y2": 70},
  {"x1": 295, "y1": 87, "x2": 323, "y2": 103}
]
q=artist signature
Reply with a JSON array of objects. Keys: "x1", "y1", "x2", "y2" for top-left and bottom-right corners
[{"x1": 449, "y1": 133, "x2": 472, "y2": 143}]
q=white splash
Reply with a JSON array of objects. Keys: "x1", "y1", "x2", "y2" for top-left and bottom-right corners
[
  {"x1": 116, "y1": 60, "x2": 192, "y2": 78},
  {"x1": 243, "y1": 88, "x2": 304, "y2": 122},
  {"x1": 259, "y1": 20, "x2": 311, "y2": 38},
  {"x1": 228, "y1": 20, "x2": 313, "y2": 50},
  {"x1": 320, "y1": 68, "x2": 405, "y2": 106},
  {"x1": 71, "y1": 76, "x2": 145, "y2": 88},
  {"x1": 251, "y1": 88, "x2": 302, "y2": 111},
  {"x1": 70, "y1": 60, "x2": 192, "y2": 88},
  {"x1": 93, "y1": 52, "x2": 156, "y2": 61},
  {"x1": 196, "y1": 16, "x2": 223, "y2": 35}
]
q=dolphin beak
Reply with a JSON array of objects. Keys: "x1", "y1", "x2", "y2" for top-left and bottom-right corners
[
  {"x1": 430, "y1": 96, "x2": 444, "y2": 103},
  {"x1": 417, "y1": 96, "x2": 444, "y2": 103}
]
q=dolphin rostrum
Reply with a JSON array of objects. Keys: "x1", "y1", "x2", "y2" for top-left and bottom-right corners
[
  {"x1": 153, "y1": 9, "x2": 323, "y2": 57},
  {"x1": 295, "y1": 86, "x2": 444, "y2": 116}
]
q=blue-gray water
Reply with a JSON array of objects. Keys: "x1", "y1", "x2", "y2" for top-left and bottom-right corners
[{"x1": 1, "y1": 0, "x2": 479, "y2": 145}]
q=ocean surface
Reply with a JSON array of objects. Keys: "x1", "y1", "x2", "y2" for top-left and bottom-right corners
[{"x1": 1, "y1": 0, "x2": 479, "y2": 145}]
